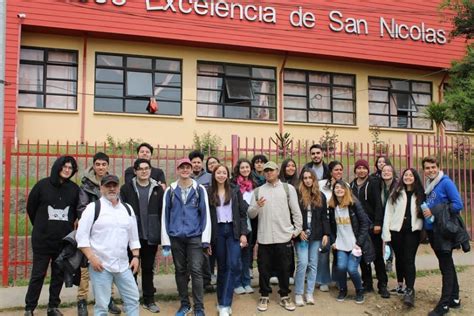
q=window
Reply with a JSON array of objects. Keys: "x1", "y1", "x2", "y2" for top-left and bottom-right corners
[
  {"x1": 197, "y1": 62, "x2": 276, "y2": 120},
  {"x1": 95, "y1": 53, "x2": 182, "y2": 115},
  {"x1": 283, "y1": 70, "x2": 356, "y2": 125},
  {"x1": 18, "y1": 47, "x2": 78, "y2": 110},
  {"x1": 369, "y1": 77, "x2": 432, "y2": 129}
]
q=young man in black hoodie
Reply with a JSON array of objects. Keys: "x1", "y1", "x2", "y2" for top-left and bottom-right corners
[
  {"x1": 350, "y1": 159, "x2": 389, "y2": 299},
  {"x1": 303, "y1": 144, "x2": 329, "y2": 181},
  {"x1": 24, "y1": 156, "x2": 80, "y2": 316},
  {"x1": 120, "y1": 158, "x2": 164, "y2": 313}
]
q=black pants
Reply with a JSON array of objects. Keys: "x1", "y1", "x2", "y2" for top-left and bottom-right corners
[
  {"x1": 202, "y1": 251, "x2": 212, "y2": 287},
  {"x1": 139, "y1": 239, "x2": 158, "y2": 304},
  {"x1": 258, "y1": 242, "x2": 292, "y2": 297},
  {"x1": 170, "y1": 236, "x2": 204, "y2": 311},
  {"x1": 390, "y1": 230, "x2": 420, "y2": 289},
  {"x1": 360, "y1": 232, "x2": 388, "y2": 289},
  {"x1": 428, "y1": 232, "x2": 459, "y2": 307},
  {"x1": 25, "y1": 252, "x2": 64, "y2": 311}
]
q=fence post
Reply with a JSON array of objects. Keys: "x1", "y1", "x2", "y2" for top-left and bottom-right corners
[
  {"x1": 2, "y1": 138, "x2": 12, "y2": 286},
  {"x1": 231, "y1": 135, "x2": 239, "y2": 167},
  {"x1": 407, "y1": 133, "x2": 413, "y2": 169}
]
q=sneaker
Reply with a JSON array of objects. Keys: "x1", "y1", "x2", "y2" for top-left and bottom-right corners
[
  {"x1": 403, "y1": 288, "x2": 415, "y2": 307},
  {"x1": 289, "y1": 277, "x2": 295, "y2": 285},
  {"x1": 194, "y1": 310, "x2": 205, "y2": 316},
  {"x1": 218, "y1": 306, "x2": 230, "y2": 316},
  {"x1": 319, "y1": 284, "x2": 329, "y2": 292},
  {"x1": 46, "y1": 308, "x2": 63, "y2": 316},
  {"x1": 390, "y1": 285, "x2": 405, "y2": 295},
  {"x1": 244, "y1": 285, "x2": 254, "y2": 294},
  {"x1": 279, "y1": 296, "x2": 296, "y2": 311},
  {"x1": 355, "y1": 290, "x2": 365, "y2": 304},
  {"x1": 378, "y1": 287, "x2": 390, "y2": 299},
  {"x1": 270, "y1": 277, "x2": 279, "y2": 285},
  {"x1": 449, "y1": 298, "x2": 461, "y2": 309},
  {"x1": 257, "y1": 297, "x2": 269, "y2": 312},
  {"x1": 336, "y1": 289, "x2": 347, "y2": 302},
  {"x1": 295, "y1": 294, "x2": 305, "y2": 307},
  {"x1": 305, "y1": 294, "x2": 315, "y2": 305},
  {"x1": 428, "y1": 305, "x2": 449, "y2": 316},
  {"x1": 234, "y1": 286, "x2": 246, "y2": 295},
  {"x1": 143, "y1": 302, "x2": 160, "y2": 313},
  {"x1": 108, "y1": 298, "x2": 121, "y2": 314},
  {"x1": 176, "y1": 305, "x2": 192, "y2": 316},
  {"x1": 363, "y1": 285, "x2": 374, "y2": 293},
  {"x1": 77, "y1": 299, "x2": 88, "y2": 316}
]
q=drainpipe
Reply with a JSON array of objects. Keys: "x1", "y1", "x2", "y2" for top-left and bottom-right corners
[
  {"x1": 0, "y1": 0, "x2": 6, "y2": 245},
  {"x1": 437, "y1": 70, "x2": 449, "y2": 147},
  {"x1": 80, "y1": 34, "x2": 88, "y2": 144},
  {"x1": 278, "y1": 53, "x2": 288, "y2": 135}
]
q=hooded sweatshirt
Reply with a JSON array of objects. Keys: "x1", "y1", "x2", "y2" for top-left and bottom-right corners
[
  {"x1": 77, "y1": 167, "x2": 103, "y2": 217},
  {"x1": 27, "y1": 156, "x2": 80, "y2": 254}
]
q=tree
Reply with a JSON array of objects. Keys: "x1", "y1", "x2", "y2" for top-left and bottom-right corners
[
  {"x1": 441, "y1": 0, "x2": 474, "y2": 39},
  {"x1": 423, "y1": 102, "x2": 451, "y2": 157}
]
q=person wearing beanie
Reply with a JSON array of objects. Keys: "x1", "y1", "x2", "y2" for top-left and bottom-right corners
[{"x1": 350, "y1": 159, "x2": 389, "y2": 299}]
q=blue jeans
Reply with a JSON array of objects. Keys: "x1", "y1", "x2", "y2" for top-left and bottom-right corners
[
  {"x1": 295, "y1": 240, "x2": 320, "y2": 295},
  {"x1": 235, "y1": 233, "x2": 251, "y2": 288},
  {"x1": 216, "y1": 223, "x2": 241, "y2": 307},
  {"x1": 336, "y1": 250, "x2": 362, "y2": 291},
  {"x1": 316, "y1": 250, "x2": 331, "y2": 285},
  {"x1": 89, "y1": 267, "x2": 139, "y2": 316}
]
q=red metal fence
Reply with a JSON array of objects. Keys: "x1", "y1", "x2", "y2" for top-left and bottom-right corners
[{"x1": 1, "y1": 134, "x2": 473, "y2": 286}]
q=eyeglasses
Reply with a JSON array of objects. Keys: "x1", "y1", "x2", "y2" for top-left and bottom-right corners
[{"x1": 136, "y1": 167, "x2": 151, "y2": 172}]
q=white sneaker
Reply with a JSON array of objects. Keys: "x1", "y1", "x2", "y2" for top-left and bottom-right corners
[
  {"x1": 295, "y1": 294, "x2": 305, "y2": 307},
  {"x1": 289, "y1": 277, "x2": 295, "y2": 285},
  {"x1": 234, "y1": 286, "x2": 245, "y2": 295},
  {"x1": 219, "y1": 306, "x2": 231, "y2": 316},
  {"x1": 244, "y1": 285, "x2": 254, "y2": 294},
  {"x1": 320, "y1": 284, "x2": 329, "y2": 292},
  {"x1": 270, "y1": 277, "x2": 279, "y2": 285},
  {"x1": 305, "y1": 294, "x2": 315, "y2": 305}
]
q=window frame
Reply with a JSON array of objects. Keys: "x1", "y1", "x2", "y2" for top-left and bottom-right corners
[
  {"x1": 18, "y1": 46, "x2": 78, "y2": 110},
  {"x1": 196, "y1": 61, "x2": 277, "y2": 121},
  {"x1": 283, "y1": 69, "x2": 356, "y2": 125},
  {"x1": 368, "y1": 76, "x2": 433, "y2": 130},
  {"x1": 94, "y1": 52, "x2": 182, "y2": 116}
]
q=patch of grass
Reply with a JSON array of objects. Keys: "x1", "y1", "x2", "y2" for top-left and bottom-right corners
[{"x1": 0, "y1": 214, "x2": 32, "y2": 235}]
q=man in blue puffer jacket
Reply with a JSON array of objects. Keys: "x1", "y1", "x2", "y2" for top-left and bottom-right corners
[
  {"x1": 161, "y1": 158, "x2": 211, "y2": 316},
  {"x1": 422, "y1": 156, "x2": 463, "y2": 316}
]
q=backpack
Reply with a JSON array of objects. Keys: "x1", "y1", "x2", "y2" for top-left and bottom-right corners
[
  {"x1": 168, "y1": 185, "x2": 201, "y2": 209},
  {"x1": 93, "y1": 199, "x2": 132, "y2": 223}
]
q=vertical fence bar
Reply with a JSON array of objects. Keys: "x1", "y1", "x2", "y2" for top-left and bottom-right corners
[
  {"x1": 2, "y1": 138, "x2": 12, "y2": 286},
  {"x1": 469, "y1": 138, "x2": 473, "y2": 238},
  {"x1": 406, "y1": 133, "x2": 413, "y2": 169},
  {"x1": 25, "y1": 140, "x2": 31, "y2": 278},
  {"x1": 14, "y1": 140, "x2": 19, "y2": 281},
  {"x1": 231, "y1": 135, "x2": 239, "y2": 167}
]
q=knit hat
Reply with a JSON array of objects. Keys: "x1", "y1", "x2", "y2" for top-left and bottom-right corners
[{"x1": 354, "y1": 159, "x2": 370, "y2": 172}]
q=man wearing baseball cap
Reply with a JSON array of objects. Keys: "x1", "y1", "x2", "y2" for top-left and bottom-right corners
[
  {"x1": 76, "y1": 175, "x2": 141, "y2": 316},
  {"x1": 350, "y1": 159, "x2": 388, "y2": 298},
  {"x1": 248, "y1": 161, "x2": 302, "y2": 312},
  {"x1": 161, "y1": 158, "x2": 211, "y2": 316}
]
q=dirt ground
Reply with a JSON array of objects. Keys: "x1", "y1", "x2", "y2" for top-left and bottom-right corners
[{"x1": 2, "y1": 265, "x2": 473, "y2": 316}]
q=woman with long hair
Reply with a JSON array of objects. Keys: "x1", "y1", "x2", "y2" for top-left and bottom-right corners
[
  {"x1": 206, "y1": 156, "x2": 221, "y2": 174},
  {"x1": 317, "y1": 160, "x2": 345, "y2": 291},
  {"x1": 294, "y1": 169, "x2": 330, "y2": 307},
  {"x1": 380, "y1": 164, "x2": 398, "y2": 275},
  {"x1": 231, "y1": 158, "x2": 256, "y2": 295},
  {"x1": 372, "y1": 155, "x2": 392, "y2": 179},
  {"x1": 382, "y1": 168, "x2": 424, "y2": 307},
  {"x1": 208, "y1": 164, "x2": 249, "y2": 316},
  {"x1": 329, "y1": 180, "x2": 373, "y2": 304},
  {"x1": 279, "y1": 158, "x2": 299, "y2": 187}
]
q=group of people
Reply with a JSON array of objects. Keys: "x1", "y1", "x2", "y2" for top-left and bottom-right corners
[{"x1": 23, "y1": 142, "x2": 467, "y2": 316}]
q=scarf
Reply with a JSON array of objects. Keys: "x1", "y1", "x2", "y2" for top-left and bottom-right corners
[
  {"x1": 425, "y1": 171, "x2": 444, "y2": 195},
  {"x1": 236, "y1": 175, "x2": 254, "y2": 194}
]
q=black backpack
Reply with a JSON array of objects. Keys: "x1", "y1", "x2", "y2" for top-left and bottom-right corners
[{"x1": 93, "y1": 199, "x2": 132, "y2": 223}]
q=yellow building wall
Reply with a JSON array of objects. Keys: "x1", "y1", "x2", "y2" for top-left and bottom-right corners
[{"x1": 18, "y1": 33, "x2": 472, "y2": 147}]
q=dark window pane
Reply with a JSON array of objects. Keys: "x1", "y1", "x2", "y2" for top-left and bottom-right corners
[
  {"x1": 225, "y1": 65, "x2": 250, "y2": 77},
  {"x1": 391, "y1": 92, "x2": 416, "y2": 111},
  {"x1": 95, "y1": 98, "x2": 123, "y2": 112},
  {"x1": 154, "y1": 87, "x2": 181, "y2": 101},
  {"x1": 20, "y1": 48, "x2": 44, "y2": 61},
  {"x1": 224, "y1": 106, "x2": 250, "y2": 119},
  {"x1": 156, "y1": 101, "x2": 181, "y2": 115},
  {"x1": 18, "y1": 93, "x2": 43, "y2": 108},
  {"x1": 48, "y1": 51, "x2": 76, "y2": 63},
  {"x1": 198, "y1": 76, "x2": 223, "y2": 90},
  {"x1": 46, "y1": 80, "x2": 76, "y2": 95},
  {"x1": 125, "y1": 99, "x2": 148, "y2": 114},
  {"x1": 252, "y1": 80, "x2": 275, "y2": 94},
  {"x1": 156, "y1": 59, "x2": 180, "y2": 72},
  {"x1": 96, "y1": 68, "x2": 123, "y2": 82},
  {"x1": 96, "y1": 83, "x2": 123, "y2": 97},
  {"x1": 46, "y1": 95, "x2": 76, "y2": 110},
  {"x1": 126, "y1": 72, "x2": 152, "y2": 96},
  {"x1": 197, "y1": 103, "x2": 223, "y2": 117},
  {"x1": 252, "y1": 108, "x2": 275, "y2": 120},
  {"x1": 47, "y1": 65, "x2": 77, "y2": 80},
  {"x1": 127, "y1": 57, "x2": 152, "y2": 69},
  {"x1": 97, "y1": 55, "x2": 123, "y2": 67},
  {"x1": 333, "y1": 75, "x2": 354, "y2": 86},
  {"x1": 155, "y1": 73, "x2": 181, "y2": 87},
  {"x1": 252, "y1": 68, "x2": 275, "y2": 79},
  {"x1": 19, "y1": 64, "x2": 43, "y2": 92},
  {"x1": 391, "y1": 80, "x2": 409, "y2": 91},
  {"x1": 225, "y1": 78, "x2": 253, "y2": 100}
]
